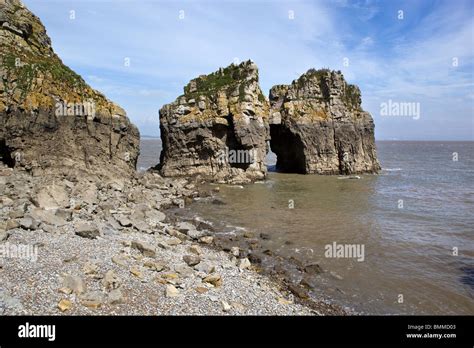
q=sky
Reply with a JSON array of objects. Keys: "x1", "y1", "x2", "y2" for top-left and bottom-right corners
[{"x1": 23, "y1": 0, "x2": 474, "y2": 140}]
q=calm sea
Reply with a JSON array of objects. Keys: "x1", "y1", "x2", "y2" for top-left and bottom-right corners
[{"x1": 138, "y1": 138, "x2": 474, "y2": 314}]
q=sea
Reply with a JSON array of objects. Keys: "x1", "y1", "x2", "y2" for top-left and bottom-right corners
[{"x1": 138, "y1": 138, "x2": 474, "y2": 314}]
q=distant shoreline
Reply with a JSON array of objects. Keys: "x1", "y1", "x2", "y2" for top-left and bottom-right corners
[{"x1": 140, "y1": 137, "x2": 473, "y2": 142}]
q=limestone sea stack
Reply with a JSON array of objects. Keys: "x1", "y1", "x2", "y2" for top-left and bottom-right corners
[
  {"x1": 269, "y1": 69, "x2": 380, "y2": 174},
  {"x1": 158, "y1": 60, "x2": 269, "y2": 184},
  {"x1": 0, "y1": 0, "x2": 140, "y2": 177}
]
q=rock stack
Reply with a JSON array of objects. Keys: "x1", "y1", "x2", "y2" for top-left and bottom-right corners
[
  {"x1": 0, "y1": 0, "x2": 140, "y2": 178},
  {"x1": 158, "y1": 66, "x2": 380, "y2": 181},
  {"x1": 269, "y1": 69, "x2": 380, "y2": 174},
  {"x1": 158, "y1": 60, "x2": 270, "y2": 184}
]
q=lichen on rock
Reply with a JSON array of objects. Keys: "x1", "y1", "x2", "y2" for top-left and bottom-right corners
[
  {"x1": 158, "y1": 60, "x2": 270, "y2": 183},
  {"x1": 0, "y1": 0, "x2": 140, "y2": 177},
  {"x1": 269, "y1": 69, "x2": 380, "y2": 174}
]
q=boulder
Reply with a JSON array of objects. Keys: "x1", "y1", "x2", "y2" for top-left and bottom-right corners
[
  {"x1": 74, "y1": 222, "x2": 100, "y2": 239},
  {"x1": 183, "y1": 254, "x2": 201, "y2": 267}
]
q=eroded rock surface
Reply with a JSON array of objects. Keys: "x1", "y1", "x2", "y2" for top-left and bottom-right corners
[
  {"x1": 269, "y1": 69, "x2": 380, "y2": 174},
  {"x1": 158, "y1": 60, "x2": 269, "y2": 183},
  {"x1": 0, "y1": 0, "x2": 139, "y2": 177}
]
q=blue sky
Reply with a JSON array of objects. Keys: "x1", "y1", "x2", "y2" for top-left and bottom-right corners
[{"x1": 23, "y1": 0, "x2": 473, "y2": 140}]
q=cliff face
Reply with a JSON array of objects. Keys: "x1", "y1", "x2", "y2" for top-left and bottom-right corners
[
  {"x1": 158, "y1": 60, "x2": 269, "y2": 183},
  {"x1": 269, "y1": 69, "x2": 380, "y2": 174},
  {"x1": 0, "y1": 0, "x2": 140, "y2": 177}
]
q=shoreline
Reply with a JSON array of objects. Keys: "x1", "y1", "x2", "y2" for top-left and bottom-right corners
[{"x1": 0, "y1": 165, "x2": 345, "y2": 315}]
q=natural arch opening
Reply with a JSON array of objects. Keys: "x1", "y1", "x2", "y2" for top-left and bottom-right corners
[
  {"x1": 0, "y1": 139, "x2": 15, "y2": 168},
  {"x1": 222, "y1": 114, "x2": 251, "y2": 171},
  {"x1": 269, "y1": 124, "x2": 306, "y2": 174}
]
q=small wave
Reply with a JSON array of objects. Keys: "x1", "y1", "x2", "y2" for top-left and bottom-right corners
[{"x1": 383, "y1": 168, "x2": 402, "y2": 172}]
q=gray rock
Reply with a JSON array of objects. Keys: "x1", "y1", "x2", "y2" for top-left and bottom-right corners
[
  {"x1": 146, "y1": 209, "x2": 166, "y2": 223},
  {"x1": 132, "y1": 220, "x2": 152, "y2": 234},
  {"x1": 183, "y1": 254, "x2": 201, "y2": 267},
  {"x1": 30, "y1": 208, "x2": 67, "y2": 227},
  {"x1": 74, "y1": 222, "x2": 100, "y2": 239},
  {"x1": 108, "y1": 288, "x2": 125, "y2": 304},
  {"x1": 115, "y1": 215, "x2": 132, "y2": 227},
  {"x1": 35, "y1": 185, "x2": 69, "y2": 210},
  {"x1": 194, "y1": 262, "x2": 215, "y2": 274},
  {"x1": 131, "y1": 240, "x2": 156, "y2": 257},
  {"x1": 143, "y1": 260, "x2": 166, "y2": 272},
  {"x1": 80, "y1": 291, "x2": 104, "y2": 309},
  {"x1": 176, "y1": 221, "x2": 205, "y2": 240},
  {"x1": 19, "y1": 216, "x2": 38, "y2": 230},
  {"x1": 62, "y1": 275, "x2": 86, "y2": 295}
]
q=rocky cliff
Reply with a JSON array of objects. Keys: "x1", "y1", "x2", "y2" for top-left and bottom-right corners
[
  {"x1": 0, "y1": 0, "x2": 140, "y2": 177},
  {"x1": 269, "y1": 69, "x2": 380, "y2": 174},
  {"x1": 158, "y1": 60, "x2": 269, "y2": 183}
]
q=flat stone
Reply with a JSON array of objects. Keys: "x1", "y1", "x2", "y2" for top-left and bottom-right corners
[
  {"x1": 131, "y1": 240, "x2": 156, "y2": 257},
  {"x1": 176, "y1": 221, "x2": 205, "y2": 239},
  {"x1": 195, "y1": 286, "x2": 208, "y2": 294},
  {"x1": 143, "y1": 261, "x2": 166, "y2": 272},
  {"x1": 19, "y1": 216, "x2": 38, "y2": 230},
  {"x1": 112, "y1": 254, "x2": 128, "y2": 267},
  {"x1": 132, "y1": 220, "x2": 152, "y2": 234},
  {"x1": 74, "y1": 222, "x2": 100, "y2": 239},
  {"x1": 199, "y1": 236, "x2": 214, "y2": 244},
  {"x1": 31, "y1": 208, "x2": 67, "y2": 227},
  {"x1": 115, "y1": 215, "x2": 132, "y2": 227},
  {"x1": 165, "y1": 284, "x2": 180, "y2": 297},
  {"x1": 166, "y1": 237, "x2": 182, "y2": 246},
  {"x1": 146, "y1": 210, "x2": 166, "y2": 223},
  {"x1": 62, "y1": 275, "x2": 86, "y2": 295},
  {"x1": 203, "y1": 274, "x2": 222, "y2": 287},
  {"x1": 58, "y1": 299, "x2": 72, "y2": 312},
  {"x1": 35, "y1": 185, "x2": 69, "y2": 210},
  {"x1": 80, "y1": 291, "x2": 104, "y2": 309},
  {"x1": 194, "y1": 262, "x2": 215, "y2": 274}
]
